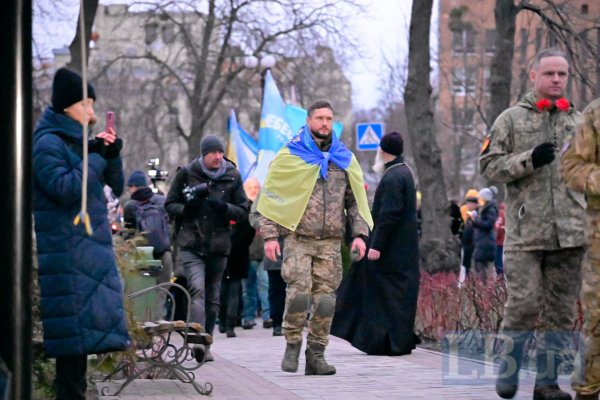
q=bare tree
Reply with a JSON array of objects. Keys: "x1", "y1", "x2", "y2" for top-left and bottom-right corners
[
  {"x1": 404, "y1": 0, "x2": 459, "y2": 272},
  {"x1": 67, "y1": 0, "x2": 100, "y2": 72},
  {"x1": 93, "y1": 0, "x2": 360, "y2": 160}
]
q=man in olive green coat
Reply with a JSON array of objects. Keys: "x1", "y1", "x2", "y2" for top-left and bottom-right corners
[
  {"x1": 560, "y1": 97, "x2": 600, "y2": 400},
  {"x1": 480, "y1": 48, "x2": 586, "y2": 400}
]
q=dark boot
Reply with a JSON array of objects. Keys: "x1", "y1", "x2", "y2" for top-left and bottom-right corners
[
  {"x1": 226, "y1": 317, "x2": 236, "y2": 338},
  {"x1": 496, "y1": 334, "x2": 527, "y2": 399},
  {"x1": 281, "y1": 342, "x2": 302, "y2": 373},
  {"x1": 533, "y1": 351, "x2": 571, "y2": 400},
  {"x1": 305, "y1": 343, "x2": 336, "y2": 376},
  {"x1": 575, "y1": 393, "x2": 599, "y2": 400}
]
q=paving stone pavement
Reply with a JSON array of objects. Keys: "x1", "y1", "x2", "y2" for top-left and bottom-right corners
[{"x1": 98, "y1": 319, "x2": 576, "y2": 400}]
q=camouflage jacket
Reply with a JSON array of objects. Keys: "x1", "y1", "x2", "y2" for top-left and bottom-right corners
[
  {"x1": 480, "y1": 92, "x2": 586, "y2": 251},
  {"x1": 260, "y1": 161, "x2": 369, "y2": 242},
  {"x1": 561, "y1": 98, "x2": 600, "y2": 254}
]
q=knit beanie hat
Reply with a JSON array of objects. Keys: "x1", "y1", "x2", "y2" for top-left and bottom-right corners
[
  {"x1": 379, "y1": 131, "x2": 404, "y2": 156},
  {"x1": 51, "y1": 67, "x2": 96, "y2": 112},
  {"x1": 200, "y1": 135, "x2": 225, "y2": 156},
  {"x1": 478, "y1": 188, "x2": 494, "y2": 202},
  {"x1": 464, "y1": 188, "x2": 479, "y2": 203},
  {"x1": 127, "y1": 170, "x2": 148, "y2": 187}
]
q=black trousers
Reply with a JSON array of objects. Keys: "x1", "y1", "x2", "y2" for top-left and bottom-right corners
[
  {"x1": 54, "y1": 354, "x2": 87, "y2": 400},
  {"x1": 219, "y1": 276, "x2": 242, "y2": 328},
  {"x1": 267, "y1": 269, "x2": 286, "y2": 328}
]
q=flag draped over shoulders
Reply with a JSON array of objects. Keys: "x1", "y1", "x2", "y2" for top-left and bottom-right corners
[{"x1": 257, "y1": 125, "x2": 373, "y2": 231}]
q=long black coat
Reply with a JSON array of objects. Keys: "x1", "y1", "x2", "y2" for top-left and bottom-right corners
[{"x1": 332, "y1": 156, "x2": 420, "y2": 355}]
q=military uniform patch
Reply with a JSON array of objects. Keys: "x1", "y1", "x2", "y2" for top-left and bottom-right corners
[{"x1": 480, "y1": 135, "x2": 491, "y2": 155}]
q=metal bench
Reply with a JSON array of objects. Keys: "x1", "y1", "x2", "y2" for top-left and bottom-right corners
[{"x1": 97, "y1": 248, "x2": 213, "y2": 396}]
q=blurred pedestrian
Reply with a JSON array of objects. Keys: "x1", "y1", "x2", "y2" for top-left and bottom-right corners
[
  {"x1": 495, "y1": 202, "x2": 506, "y2": 276},
  {"x1": 472, "y1": 187, "x2": 498, "y2": 285}
]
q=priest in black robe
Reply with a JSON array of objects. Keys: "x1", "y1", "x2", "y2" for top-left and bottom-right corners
[{"x1": 331, "y1": 131, "x2": 420, "y2": 355}]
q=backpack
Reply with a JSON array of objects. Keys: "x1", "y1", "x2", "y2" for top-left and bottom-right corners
[{"x1": 134, "y1": 199, "x2": 171, "y2": 257}]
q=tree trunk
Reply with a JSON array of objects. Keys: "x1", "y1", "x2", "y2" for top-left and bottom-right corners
[
  {"x1": 67, "y1": 0, "x2": 99, "y2": 73},
  {"x1": 404, "y1": 0, "x2": 459, "y2": 272},
  {"x1": 487, "y1": 0, "x2": 518, "y2": 126}
]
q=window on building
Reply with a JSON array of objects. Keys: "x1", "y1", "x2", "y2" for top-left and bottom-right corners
[
  {"x1": 485, "y1": 29, "x2": 496, "y2": 53},
  {"x1": 452, "y1": 68, "x2": 476, "y2": 95},
  {"x1": 581, "y1": 4, "x2": 589, "y2": 14},
  {"x1": 453, "y1": 28, "x2": 476, "y2": 54},
  {"x1": 144, "y1": 22, "x2": 159, "y2": 45},
  {"x1": 454, "y1": 107, "x2": 475, "y2": 129},
  {"x1": 162, "y1": 24, "x2": 176, "y2": 44}
]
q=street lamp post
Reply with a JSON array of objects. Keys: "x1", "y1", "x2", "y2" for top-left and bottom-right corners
[{"x1": 244, "y1": 54, "x2": 277, "y2": 101}]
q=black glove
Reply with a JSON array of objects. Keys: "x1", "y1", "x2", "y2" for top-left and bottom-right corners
[
  {"x1": 88, "y1": 138, "x2": 106, "y2": 158},
  {"x1": 206, "y1": 198, "x2": 228, "y2": 214},
  {"x1": 105, "y1": 138, "x2": 123, "y2": 159},
  {"x1": 531, "y1": 142, "x2": 556, "y2": 169}
]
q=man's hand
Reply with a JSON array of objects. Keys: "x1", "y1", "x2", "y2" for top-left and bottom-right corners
[
  {"x1": 367, "y1": 248, "x2": 380, "y2": 261},
  {"x1": 531, "y1": 142, "x2": 556, "y2": 169},
  {"x1": 350, "y1": 237, "x2": 366, "y2": 261},
  {"x1": 264, "y1": 239, "x2": 281, "y2": 262}
]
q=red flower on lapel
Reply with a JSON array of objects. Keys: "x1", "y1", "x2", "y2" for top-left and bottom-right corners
[
  {"x1": 555, "y1": 97, "x2": 570, "y2": 112},
  {"x1": 536, "y1": 98, "x2": 553, "y2": 112}
]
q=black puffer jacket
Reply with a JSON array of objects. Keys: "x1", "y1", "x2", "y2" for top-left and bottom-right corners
[{"x1": 165, "y1": 158, "x2": 249, "y2": 256}]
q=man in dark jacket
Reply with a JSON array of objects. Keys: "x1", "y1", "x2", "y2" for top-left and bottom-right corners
[
  {"x1": 332, "y1": 131, "x2": 420, "y2": 356},
  {"x1": 165, "y1": 135, "x2": 249, "y2": 362},
  {"x1": 33, "y1": 68, "x2": 130, "y2": 399},
  {"x1": 123, "y1": 170, "x2": 173, "y2": 316}
]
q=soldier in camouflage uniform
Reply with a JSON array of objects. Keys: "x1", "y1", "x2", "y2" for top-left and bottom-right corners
[
  {"x1": 480, "y1": 48, "x2": 586, "y2": 400},
  {"x1": 260, "y1": 101, "x2": 370, "y2": 375},
  {"x1": 560, "y1": 98, "x2": 600, "y2": 400}
]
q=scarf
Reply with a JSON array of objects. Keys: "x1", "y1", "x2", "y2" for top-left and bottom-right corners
[
  {"x1": 257, "y1": 126, "x2": 373, "y2": 231},
  {"x1": 197, "y1": 156, "x2": 227, "y2": 180}
]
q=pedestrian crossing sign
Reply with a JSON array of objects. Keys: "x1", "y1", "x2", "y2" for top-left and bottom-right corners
[{"x1": 355, "y1": 123, "x2": 384, "y2": 151}]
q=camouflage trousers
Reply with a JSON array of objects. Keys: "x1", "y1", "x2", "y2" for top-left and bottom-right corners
[
  {"x1": 502, "y1": 248, "x2": 583, "y2": 352},
  {"x1": 281, "y1": 234, "x2": 342, "y2": 347},
  {"x1": 572, "y1": 233, "x2": 600, "y2": 395}
]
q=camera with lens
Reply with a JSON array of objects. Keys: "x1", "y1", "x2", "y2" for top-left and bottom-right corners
[
  {"x1": 183, "y1": 183, "x2": 209, "y2": 203},
  {"x1": 147, "y1": 157, "x2": 168, "y2": 182}
]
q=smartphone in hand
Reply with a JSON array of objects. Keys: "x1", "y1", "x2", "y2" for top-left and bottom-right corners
[{"x1": 105, "y1": 111, "x2": 115, "y2": 134}]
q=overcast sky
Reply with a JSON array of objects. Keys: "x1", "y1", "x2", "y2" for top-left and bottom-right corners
[{"x1": 33, "y1": 0, "x2": 438, "y2": 111}]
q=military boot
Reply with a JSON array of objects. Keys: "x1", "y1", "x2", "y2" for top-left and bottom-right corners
[
  {"x1": 533, "y1": 351, "x2": 571, "y2": 400},
  {"x1": 533, "y1": 385, "x2": 572, "y2": 400},
  {"x1": 496, "y1": 334, "x2": 527, "y2": 399},
  {"x1": 575, "y1": 393, "x2": 599, "y2": 400},
  {"x1": 281, "y1": 342, "x2": 302, "y2": 373},
  {"x1": 305, "y1": 343, "x2": 336, "y2": 375}
]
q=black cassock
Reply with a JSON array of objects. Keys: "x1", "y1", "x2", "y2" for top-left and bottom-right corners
[{"x1": 331, "y1": 156, "x2": 420, "y2": 355}]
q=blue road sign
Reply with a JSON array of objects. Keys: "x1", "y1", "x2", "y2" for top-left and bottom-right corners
[{"x1": 355, "y1": 123, "x2": 384, "y2": 151}]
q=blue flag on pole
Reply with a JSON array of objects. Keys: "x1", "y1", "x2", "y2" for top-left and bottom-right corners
[
  {"x1": 254, "y1": 70, "x2": 294, "y2": 184},
  {"x1": 227, "y1": 109, "x2": 258, "y2": 181}
]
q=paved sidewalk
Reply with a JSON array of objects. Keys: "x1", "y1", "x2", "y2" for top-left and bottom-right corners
[{"x1": 98, "y1": 320, "x2": 576, "y2": 400}]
